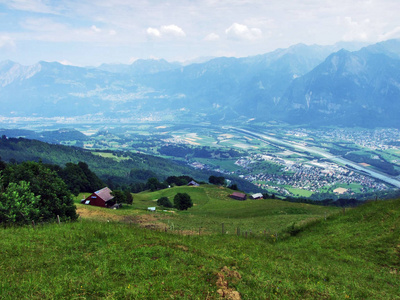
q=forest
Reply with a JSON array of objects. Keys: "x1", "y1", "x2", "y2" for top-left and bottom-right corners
[{"x1": 0, "y1": 136, "x2": 263, "y2": 194}]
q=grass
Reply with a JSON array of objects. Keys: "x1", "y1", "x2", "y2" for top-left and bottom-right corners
[
  {"x1": 130, "y1": 185, "x2": 338, "y2": 235},
  {"x1": 1, "y1": 196, "x2": 399, "y2": 299},
  {"x1": 286, "y1": 187, "x2": 314, "y2": 197},
  {"x1": 2, "y1": 184, "x2": 400, "y2": 299}
]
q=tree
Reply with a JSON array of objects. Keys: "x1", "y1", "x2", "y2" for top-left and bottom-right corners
[
  {"x1": 124, "y1": 190, "x2": 133, "y2": 205},
  {"x1": 228, "y1": 183, "x2": 238, "y2": 190},
  {"x1": 0, "y1": 181, "x2": 41, "y2": 224},
  {"x1": 174, "y1": 193, "x2": 193, "y2": 210},
  {"x1": 157, "y1": 196, "x2": 173, "y2": 208},
  {"x1": 209, "y1": 175, "x2": 225, "y2": 185},
  {"x1": 146, "y1": 177, "x2": 160, "y2": 192},
  {"x1": 1, "y1": 161, "x2": 77, "y2": 222},
  {"x1": 111, "y1": 190, "x2": 126, "y2": 204},
  {"x1": 0, "y1": 157, "x2": 6, "y2": 172},
  {"x1": 58, "y1": 162, "x2": 104, "y2": 196}
]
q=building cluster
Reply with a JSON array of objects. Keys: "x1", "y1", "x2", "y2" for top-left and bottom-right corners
[
  {"x1": 234, "y1": 153, "x2": 390, "y2": 196},
  {"x1": 303, "y1": 128, "x2": 400, "y2": 151}
]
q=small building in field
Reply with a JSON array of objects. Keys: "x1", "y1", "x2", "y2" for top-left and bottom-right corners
[
  {"x1": 251, "y1": 193, "x2": 264, "y2": 199},
  {"x1": 187, "y1": 180, "x2": 200, "y2": 186},
  {"x1": 229, "y1": 192, "x2": 247, "y2": 201},
  {"x1": 83, "y1": 187, "x2": 115, "y2": 208}
]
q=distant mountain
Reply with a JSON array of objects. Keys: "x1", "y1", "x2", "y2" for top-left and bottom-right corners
[
  {"x1": 281, "y1": 44, "x2": 400, "y2": 127},
  {"x1": 1, "y1": 39, "x2": 400, "y2": 127},
  {"x1": 98, "y1": 59, "x2": 181, "y2": 74}
]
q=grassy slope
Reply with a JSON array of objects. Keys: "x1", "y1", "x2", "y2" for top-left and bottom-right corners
[
  {"x1": 0, "y1": 189, "x2": 399, "y2": 299},
  {"x1": 132, "y1": 185, "x2": 339, "y2": 235}
]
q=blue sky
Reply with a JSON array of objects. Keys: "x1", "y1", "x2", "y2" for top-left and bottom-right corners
[{"x1": 1, "y1": 0, "x2": 400, "y2": 66}]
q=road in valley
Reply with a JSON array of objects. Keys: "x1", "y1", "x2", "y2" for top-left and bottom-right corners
[{"x1": 231, "y1": 127, "x2": 400, "y2": 188}]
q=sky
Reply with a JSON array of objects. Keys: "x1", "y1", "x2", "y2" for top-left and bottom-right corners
[{"x1": 1, "y1": 0, "x2": 400, "y2": 66}]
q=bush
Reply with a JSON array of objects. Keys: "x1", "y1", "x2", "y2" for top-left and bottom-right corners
[
  {"x1": 1, "y1": 161, "x2": 77, "y2": 224},
  {"x1": 173, "y1": 193, "x2": 193, "y2": 211},
  {"x1": 157, "y1": 197, "x2": 173, "y2": 208},
  {"x1": 0, "y1": 181, "x2": 41, "y2": 224}
]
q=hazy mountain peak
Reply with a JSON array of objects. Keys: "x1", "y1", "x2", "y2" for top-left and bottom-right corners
[{"x1": 0, "y1": 60, "x2": 41, "y2": 87}]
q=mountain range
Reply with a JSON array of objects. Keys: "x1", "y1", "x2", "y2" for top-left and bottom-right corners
[{"x1": 1, "y1": 39, "x2": 400, "y2": 127}]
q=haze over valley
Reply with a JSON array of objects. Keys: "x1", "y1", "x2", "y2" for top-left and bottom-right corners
[{"x1": 2, "y1": 0, "x2": 400, "y2": 200}]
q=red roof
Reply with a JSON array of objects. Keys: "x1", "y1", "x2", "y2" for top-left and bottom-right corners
[
  {"x1": 94, "y1": 187, "x2": 114, "y2": 202},
  {"x1": 231, "y1": 192, "x2": 246, "y2": 198}
]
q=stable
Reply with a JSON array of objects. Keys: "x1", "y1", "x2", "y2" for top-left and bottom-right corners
[
  {"x1": 251, "y1": 193, "x2": 264, "y2": 199},
  {"x1": 229, "y1": 192, "x2": 247, "y2": 201},
  {"x1": 187, "y1": 180, "x2": 200, "y2": 186},
  {"x1": 82, "y1": 187, "x2": 115, "y2": 208}
]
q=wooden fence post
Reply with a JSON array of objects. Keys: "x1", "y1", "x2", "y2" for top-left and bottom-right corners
[{"x1": 57, "y1": 215, "x2": 60, "y2": 224}]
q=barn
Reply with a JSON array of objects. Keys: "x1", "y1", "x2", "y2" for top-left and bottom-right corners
[
  {"x1": 229, "y1": 192, "x2": 247, "y2": 201},
  {"x1": 83, "y1": 187, "x2": 115, "y2": 208},
  {"x1": 187, "y1": 180, "x2": 200, "y2": 186},
  {"x1": 251, "y1": 193, "x2": 264, "y2": 199}
]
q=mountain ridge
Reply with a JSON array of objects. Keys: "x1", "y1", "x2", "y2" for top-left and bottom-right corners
[{"x1": 1, "y1": 39, "x2": 400, "y2": 126}]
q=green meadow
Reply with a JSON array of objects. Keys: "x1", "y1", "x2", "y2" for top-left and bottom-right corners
[
  {"x1": 131, "y1": 185, "x2": 338, "y2": 235},
  {"x1": 1, "y1": 185, "x2": 399, "y2": 299}
]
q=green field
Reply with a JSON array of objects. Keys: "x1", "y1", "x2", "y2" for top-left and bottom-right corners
[
  {"x1": 129, "y1": 185, "x2": 338, "y2": 235},
  {"x1": 1, "y1": 189, "x2": 399, "y2": 299}
]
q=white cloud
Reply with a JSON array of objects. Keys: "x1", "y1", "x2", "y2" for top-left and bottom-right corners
[
  {"x1": 204, "y1": 33, "x2": 220, "y2": 41},
  {"x1": 146, "y1": 27, "x2": 161, "y2": 38},
  {"x1": 91, "y1": 25, "x2": 101, "y2": 33},
  {"x1": 340, "y1": 17, "x2": 370, "y2": 41},
  {"x1": 378, "y1": 26, "x2": 400, "y2": 41},
  {"x1": 58, "y1": 60, "x2": 76, "y2": 66},
  {"x1": 160, "y1": 24, "x2": 186, "y2": 37},
  {"x1": 147, "y1": 24, "x2": 186, "y2": 38},
  {"x1": 0, "y1": 35, "x2": 16, "y2": 48},
  {"x1": 225, "y1": 23, "x2": 262, "y2": 40},
  {"x1": 2, "y1": 0, "x2": 57, "y2": 14}
]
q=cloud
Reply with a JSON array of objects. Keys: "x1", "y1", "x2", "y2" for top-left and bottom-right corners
[
  {"x1": 378, "y1": 26, "x2": 400, "y2": 41},
  {"x1": 2, "y1": 0, "x2": 56, "y2": 14},
  {"x1": 146, "y1": 24, "x2": 186, "y2": 38},
  {"x1": 91, "y1": 25, "x2": 101, "y2": 33},
  {"x1": 147, "y1": 27, "x2": 161, "y2": 38},
  {"x1": 0, "y1": 35, "x2": 16, "y2": 48},
  {"x1": 160, "y1": 24, "x2": 186, "y2": 37},
  {"x1": 204, "y1": 33, "x2": 220, "y2": 41},
  {"x1": 225, "y1": 23, "x2": 262, "y2": 40},
  {"x1": 340, "y1": 17, "x2": 370, "y2": 41}
]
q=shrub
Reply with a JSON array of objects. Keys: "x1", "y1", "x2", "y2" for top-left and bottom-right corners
[
  {"x1": 1, "y1": 161, "x2": 77, "y2": 224},
  {"x1": 173, "y1": 193, "x2": 193, "y2": 211},
  {"x1": 157, "y1": 197, "x2": 173, "y2": 208}
]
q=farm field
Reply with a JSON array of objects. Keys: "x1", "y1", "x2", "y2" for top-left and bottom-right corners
[
  {"x1": 2, "y1": 123, "x2": 400, "y2": 198},
  {"x1": 128, "y1": 185, "x2": 339, "y2": 235},
  {"x1": 1, "y1": 189, "x2": 399, "y2": 299}
]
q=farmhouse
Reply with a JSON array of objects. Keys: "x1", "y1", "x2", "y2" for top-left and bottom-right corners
[
  {"x1": 83, "y1": 187, "x2": 115, "y2": 208},
  {"x1": 229, "y1": 192, "x2": 247, "y2": 201},
  {"x1": 251, "y1": 193, "x2": 264, "y2": 199},
  {"x1": 187, "y1": 180, "x2": 200, "y2": 186}
]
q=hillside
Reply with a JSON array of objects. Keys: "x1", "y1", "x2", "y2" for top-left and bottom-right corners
[
  {"x1": 0, "y1": 187, "x2": 398, "y2": 299},
  {"x1": 0, "y1": 137, "x2": 263, "y2": 193}
]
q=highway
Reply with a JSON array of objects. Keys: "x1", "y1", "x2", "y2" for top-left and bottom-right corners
[{"x1": 231, "y1": 127, "x2": 400, "y2": 188}]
